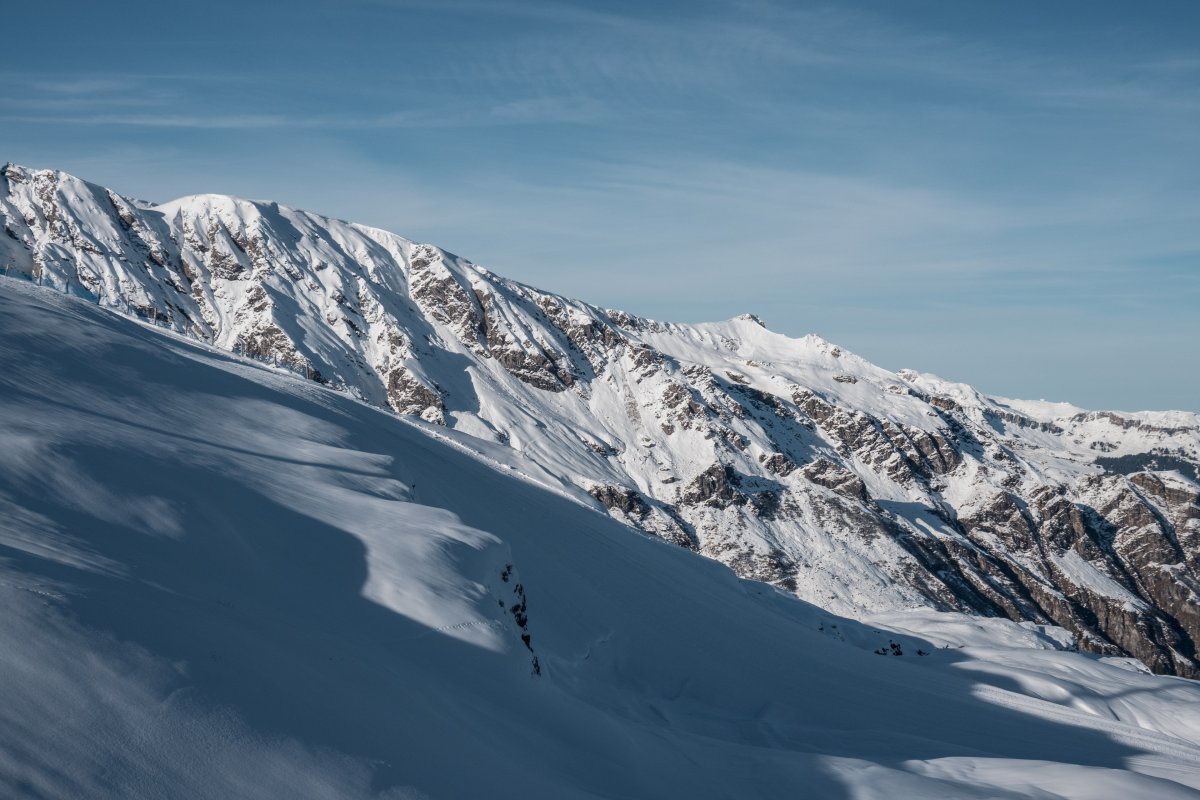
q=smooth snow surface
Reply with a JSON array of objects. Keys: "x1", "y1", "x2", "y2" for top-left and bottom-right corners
[{"x1": 3, "y1": 279, "x2": 1200, "y2": 799}]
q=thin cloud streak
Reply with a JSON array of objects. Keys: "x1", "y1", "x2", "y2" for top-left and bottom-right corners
[{"x1": 8, "y1": 99, "x2": 607, "y2": 130}]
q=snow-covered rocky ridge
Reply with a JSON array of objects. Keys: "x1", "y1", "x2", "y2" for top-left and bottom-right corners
[
  {"x1": 6, "y1": 279, "x2": 1200, "y2": 799},
  {"x1": 4, "y1": 163, "x2": 1199, "y2": 679}
]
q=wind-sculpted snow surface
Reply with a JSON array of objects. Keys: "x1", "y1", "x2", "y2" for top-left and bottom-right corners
[
  {"x1": 3, "y1": 164, "x2": 1200, "y2": 679},
  {"x1": 7, "y1": 281, "x2": 1200, "y2": 798}
]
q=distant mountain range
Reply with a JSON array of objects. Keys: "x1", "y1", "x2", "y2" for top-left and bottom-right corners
[{"x1": 4, "y1": 162, "x2": 1198, "y2": 677}]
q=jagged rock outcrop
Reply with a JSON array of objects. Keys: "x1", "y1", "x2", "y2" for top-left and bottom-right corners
[
  {"x1": 386, "y1": 366, "x2": 445, "y2": 423},
  {"x1": 5, "y1": 163, "x2": 1200, "y2": 676}
]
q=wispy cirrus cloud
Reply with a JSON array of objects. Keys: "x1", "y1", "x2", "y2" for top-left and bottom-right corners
[{"x1": 8, "y1": 97, "x2": 605, "y2": 130}]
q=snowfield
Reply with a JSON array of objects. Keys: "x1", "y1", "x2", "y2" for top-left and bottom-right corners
[{"x1": 3, "y1": 280, "x2": 1200, "y2": 798}]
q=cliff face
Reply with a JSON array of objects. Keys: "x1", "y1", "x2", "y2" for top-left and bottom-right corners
[{"x1": 5, "y1": 163, "x2": 1199, "y2": 676}]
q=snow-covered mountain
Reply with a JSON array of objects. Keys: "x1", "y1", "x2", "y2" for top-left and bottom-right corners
[
  {"x1": 3, "y1": 163, "x2": 1198, "y2": 680},
  {"x1": 5, "y1": 279, "x2": 1200, "y2": 799}
]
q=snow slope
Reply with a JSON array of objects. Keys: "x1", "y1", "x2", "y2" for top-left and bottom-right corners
[
  {"x1": 4, "y1": 280, "x2": 1200, "y2": 798},
  {"x1": 3, "y1": 163, "x2": 1200, "y2": 679}
]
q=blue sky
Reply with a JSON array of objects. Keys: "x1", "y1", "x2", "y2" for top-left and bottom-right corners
[{"x1": 3, "y1": 0, "x2": 1197, "y2": 410}]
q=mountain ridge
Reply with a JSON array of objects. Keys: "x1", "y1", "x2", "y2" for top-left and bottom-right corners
[{"x1": 4, "y1": 162, "x2": 1198, "y2": 677}]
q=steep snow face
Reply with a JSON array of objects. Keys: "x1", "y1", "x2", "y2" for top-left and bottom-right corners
[
  {"x1": 7, "y1": 281, "x2": 1200, "y2": 799},
  {"x1": 4, "y1": 163, "x2": 1200, "y2": 677}
]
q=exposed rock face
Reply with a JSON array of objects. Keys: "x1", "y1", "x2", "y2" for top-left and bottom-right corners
[
  {"x1": 475, "y1": 289, "x2": 574, "y2": 392},
  {"x1": 386, "y1": 367, "x2": 445, "y2": 424},
  {"x1": 760, "y1": 452, "x2": 797, "y2": 477},
  {"x1": 802, "y1": 459, "x2": 869, "y2": 503},
  {"x1": 590, "y1": 484, "x2": 651, "y2": 518},
  {"x1": 407, "y1": 244, "x2": 483, "y2": 352},
  {"x1": 5, "y1": 164, "x2": 1200, "y2": 676},
  {"x1": 681, "y1": 464, "x2": 746, "y2": 509},
  {"x1": 588, "y1": 484, "x2": 695, "y2": 550},
  {"x1": 956, "y1": 480, "x2": 1199, "y2": 676}
]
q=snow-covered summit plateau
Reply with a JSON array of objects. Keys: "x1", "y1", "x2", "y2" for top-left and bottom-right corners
[{"x1": 2, "y1": 163, "x2": 1199, "y2": 686}]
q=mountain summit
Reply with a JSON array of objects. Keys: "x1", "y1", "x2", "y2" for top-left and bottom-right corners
[{"x1": 4, "y1": 163, "x2": 1198, "y2": 677}]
